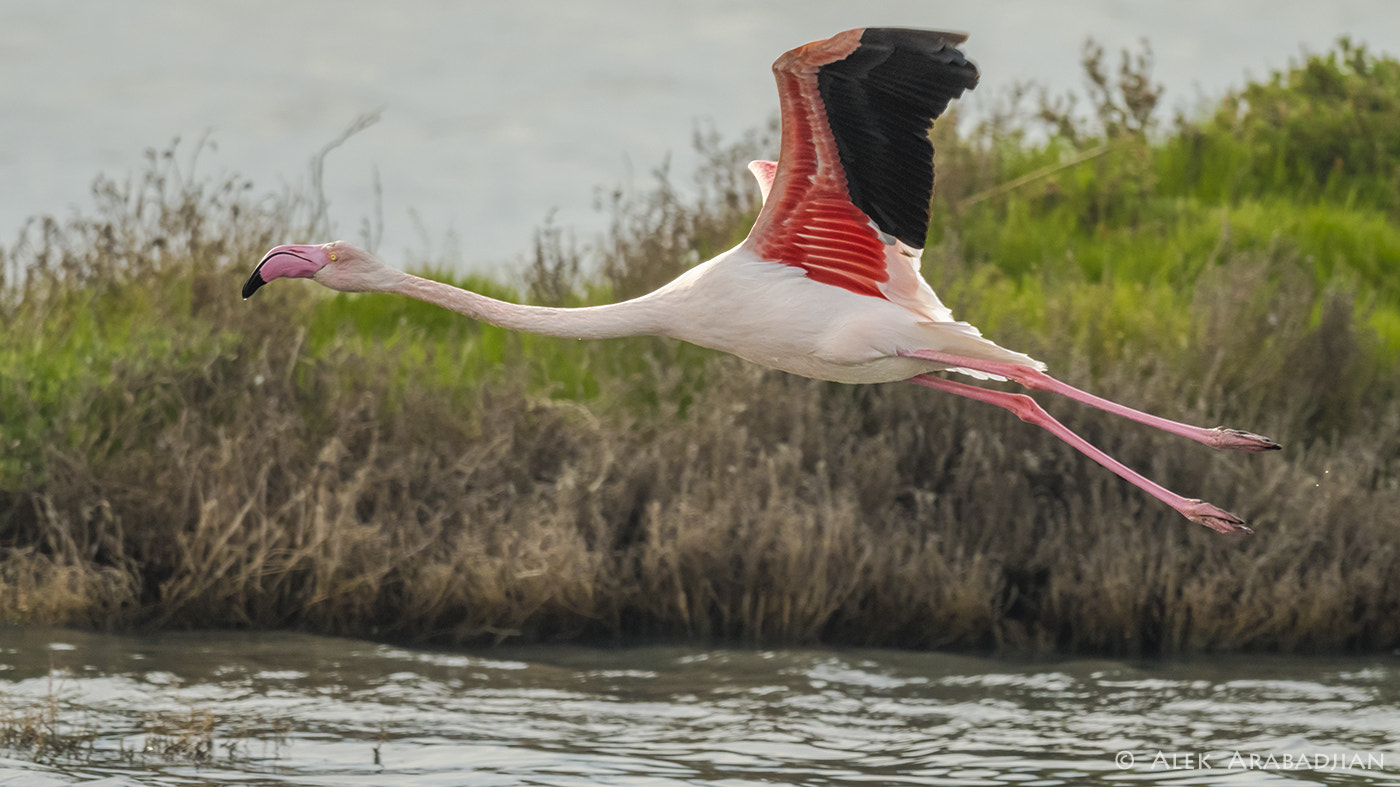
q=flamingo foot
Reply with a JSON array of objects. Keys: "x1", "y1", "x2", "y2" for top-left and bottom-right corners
[
  {"x1": 1208, "y1": 427, "x2": 1282, "y2": 453},
  {"x1": 1182, "y1": 500, "x2": 1253, "y2": 534}
]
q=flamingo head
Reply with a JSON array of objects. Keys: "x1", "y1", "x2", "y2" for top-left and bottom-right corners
[{"x1": 242, "y1": 241, "x2": 402, "y2": 299}]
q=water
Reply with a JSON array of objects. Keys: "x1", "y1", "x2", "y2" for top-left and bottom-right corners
[
  {"x1": 1, "y1": 628, "x2": 1397, "y2": 785},
  {"x1": 4, "y1": 1, "x2": 1400, "y2": 272}
]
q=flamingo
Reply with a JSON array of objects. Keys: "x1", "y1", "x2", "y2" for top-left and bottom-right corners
[{"x1": 243, "y1": 28, "x2": 1279, "y2": 533}]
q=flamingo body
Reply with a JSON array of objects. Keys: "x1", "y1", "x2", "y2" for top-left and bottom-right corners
[
  {"x1": 243, "y1": 28, "x2": 1280, "y2": 533},
  {"x1": 640, "y1": 244, "x2": 1029, "y2": 384}
]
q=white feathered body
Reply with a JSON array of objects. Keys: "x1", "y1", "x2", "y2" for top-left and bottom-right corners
[{"x1": 646, "y1": 244, "x2": 1041, "y2": 384}]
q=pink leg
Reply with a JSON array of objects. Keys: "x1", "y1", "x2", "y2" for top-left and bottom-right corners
[
  {"x1": 908, "y1": 373, "x2": 1251, "y2": 534},
  {"x1": 900, "y1": 350, "x2": 1280, "y2": 453}
]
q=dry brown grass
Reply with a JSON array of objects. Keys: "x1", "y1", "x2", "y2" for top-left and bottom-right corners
[
  {"x1": 0, "y1": 671, "x2": 278, "y2": 766},
  {"x1": 0, "y1": 670, "x2": 95, "y2": 763},
  {"x1": 4, "y1": 280, "x2": 1397, "y2": 656},
  {"x1": 2, "y1": 110, "x2": 1398, "y2": 656},
  {"x1": 141, "y1": 708, "x2": 216, "y2": 762}
]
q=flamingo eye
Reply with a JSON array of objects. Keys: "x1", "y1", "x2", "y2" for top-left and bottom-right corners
[{"x1": 329, "y1": 252, "x2": 338, "y2": 261}]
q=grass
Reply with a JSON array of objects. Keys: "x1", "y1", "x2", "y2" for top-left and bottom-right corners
[
  {"x1": 1, "y1": 41, "x2": 1398, "y2": 656},
  {"x1": 0, "y1": 669, "x2": 287, "y2": 767},
  {"x1": 0, "y1": 671, "x2": 95, "y2": 763}
]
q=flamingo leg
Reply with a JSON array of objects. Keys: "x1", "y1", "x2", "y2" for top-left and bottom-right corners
[
  {"x1": 908, "y1": 373, "x2": 1251, "y2": 533},
  {"x1": 900, "y1": 350, "x2": 1280, "y2": 453}
]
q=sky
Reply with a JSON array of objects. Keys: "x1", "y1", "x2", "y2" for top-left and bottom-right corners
[{"x1": 3, "y1": 0, "x2": 1397, "y2": 272}]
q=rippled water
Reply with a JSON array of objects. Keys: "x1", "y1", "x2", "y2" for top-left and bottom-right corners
[{"x1": 2, "y1": 628, "x2": 1398, "y2": 785}]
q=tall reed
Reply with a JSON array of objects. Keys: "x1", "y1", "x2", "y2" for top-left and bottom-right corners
[{"x1": 2, "y1": 41, "x2": 1398, "y2": 655}]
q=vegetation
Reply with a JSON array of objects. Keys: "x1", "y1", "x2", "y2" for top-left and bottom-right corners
[
  {"x1": 0, "y1": 672, "x2": 95, "y2": 763},
  {"x1": 0, "y1": 669, "x2": 283, "y2": 766},
  {"x1": 1, "y1": 41, "x2": 1398, "y2": 656}
]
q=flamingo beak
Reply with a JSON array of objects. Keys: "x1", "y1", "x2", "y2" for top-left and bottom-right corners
[
  {"x1": 241, "y1": 267, "x2": 269, "y2": 299},
  {"x1": 242, "y1": 244, "x2": 327, "y2": 299}
]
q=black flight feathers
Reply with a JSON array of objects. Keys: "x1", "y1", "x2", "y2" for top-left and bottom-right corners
[{"x1": 815, "y1": 28, "x2": 978, "y2": 249}]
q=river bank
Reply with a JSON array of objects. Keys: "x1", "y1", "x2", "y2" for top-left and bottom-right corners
[{"x1": 2, "y1": 41, "x2": 1398, "y2": 655}]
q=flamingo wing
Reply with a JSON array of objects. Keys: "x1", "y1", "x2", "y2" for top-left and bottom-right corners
[
  {"x1": 747, "y1": 160, "x2": 778, "y2": 203},
  {"x1": 743, "y1": 28, "x2": 977, "y2": 312}
]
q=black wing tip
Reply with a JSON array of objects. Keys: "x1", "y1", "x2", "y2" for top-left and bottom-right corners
[
  {"x1": 815, "y1": 27, "x2": 979, "y2": 248},
  {"x1": 860, "y1": 28, "x2": 970, "y2": 47},
  {"x1": 856, "y1": 28, "x2": 979, "y2": 85}
]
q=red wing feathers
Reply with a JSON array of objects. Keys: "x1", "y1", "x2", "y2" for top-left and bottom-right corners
[{"x1": 743, "y1": 28, "x2": 978, "y2": 300}]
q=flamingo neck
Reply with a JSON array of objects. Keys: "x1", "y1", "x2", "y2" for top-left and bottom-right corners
[{"x1": 391, "y1": 273, "x2": 670, "y2": 340}]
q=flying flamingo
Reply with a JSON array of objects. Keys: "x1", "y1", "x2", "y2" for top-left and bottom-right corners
[{"x1": 243, "y1": 28, "x2": 1279, "y2": 533}]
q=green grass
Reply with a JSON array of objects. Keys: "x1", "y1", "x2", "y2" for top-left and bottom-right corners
[{"x1": 1, "y1": 40, "x2": 1398, "y2": 656}]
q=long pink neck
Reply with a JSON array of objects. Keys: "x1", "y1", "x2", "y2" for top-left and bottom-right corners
[{"x1": 391, "y1": 273, "x2": 671, "y2": 340}]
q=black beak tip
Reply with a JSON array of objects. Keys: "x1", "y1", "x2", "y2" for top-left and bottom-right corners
[{"x1": 242, "y1": 270, "x2": 266, "y2": 300}]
